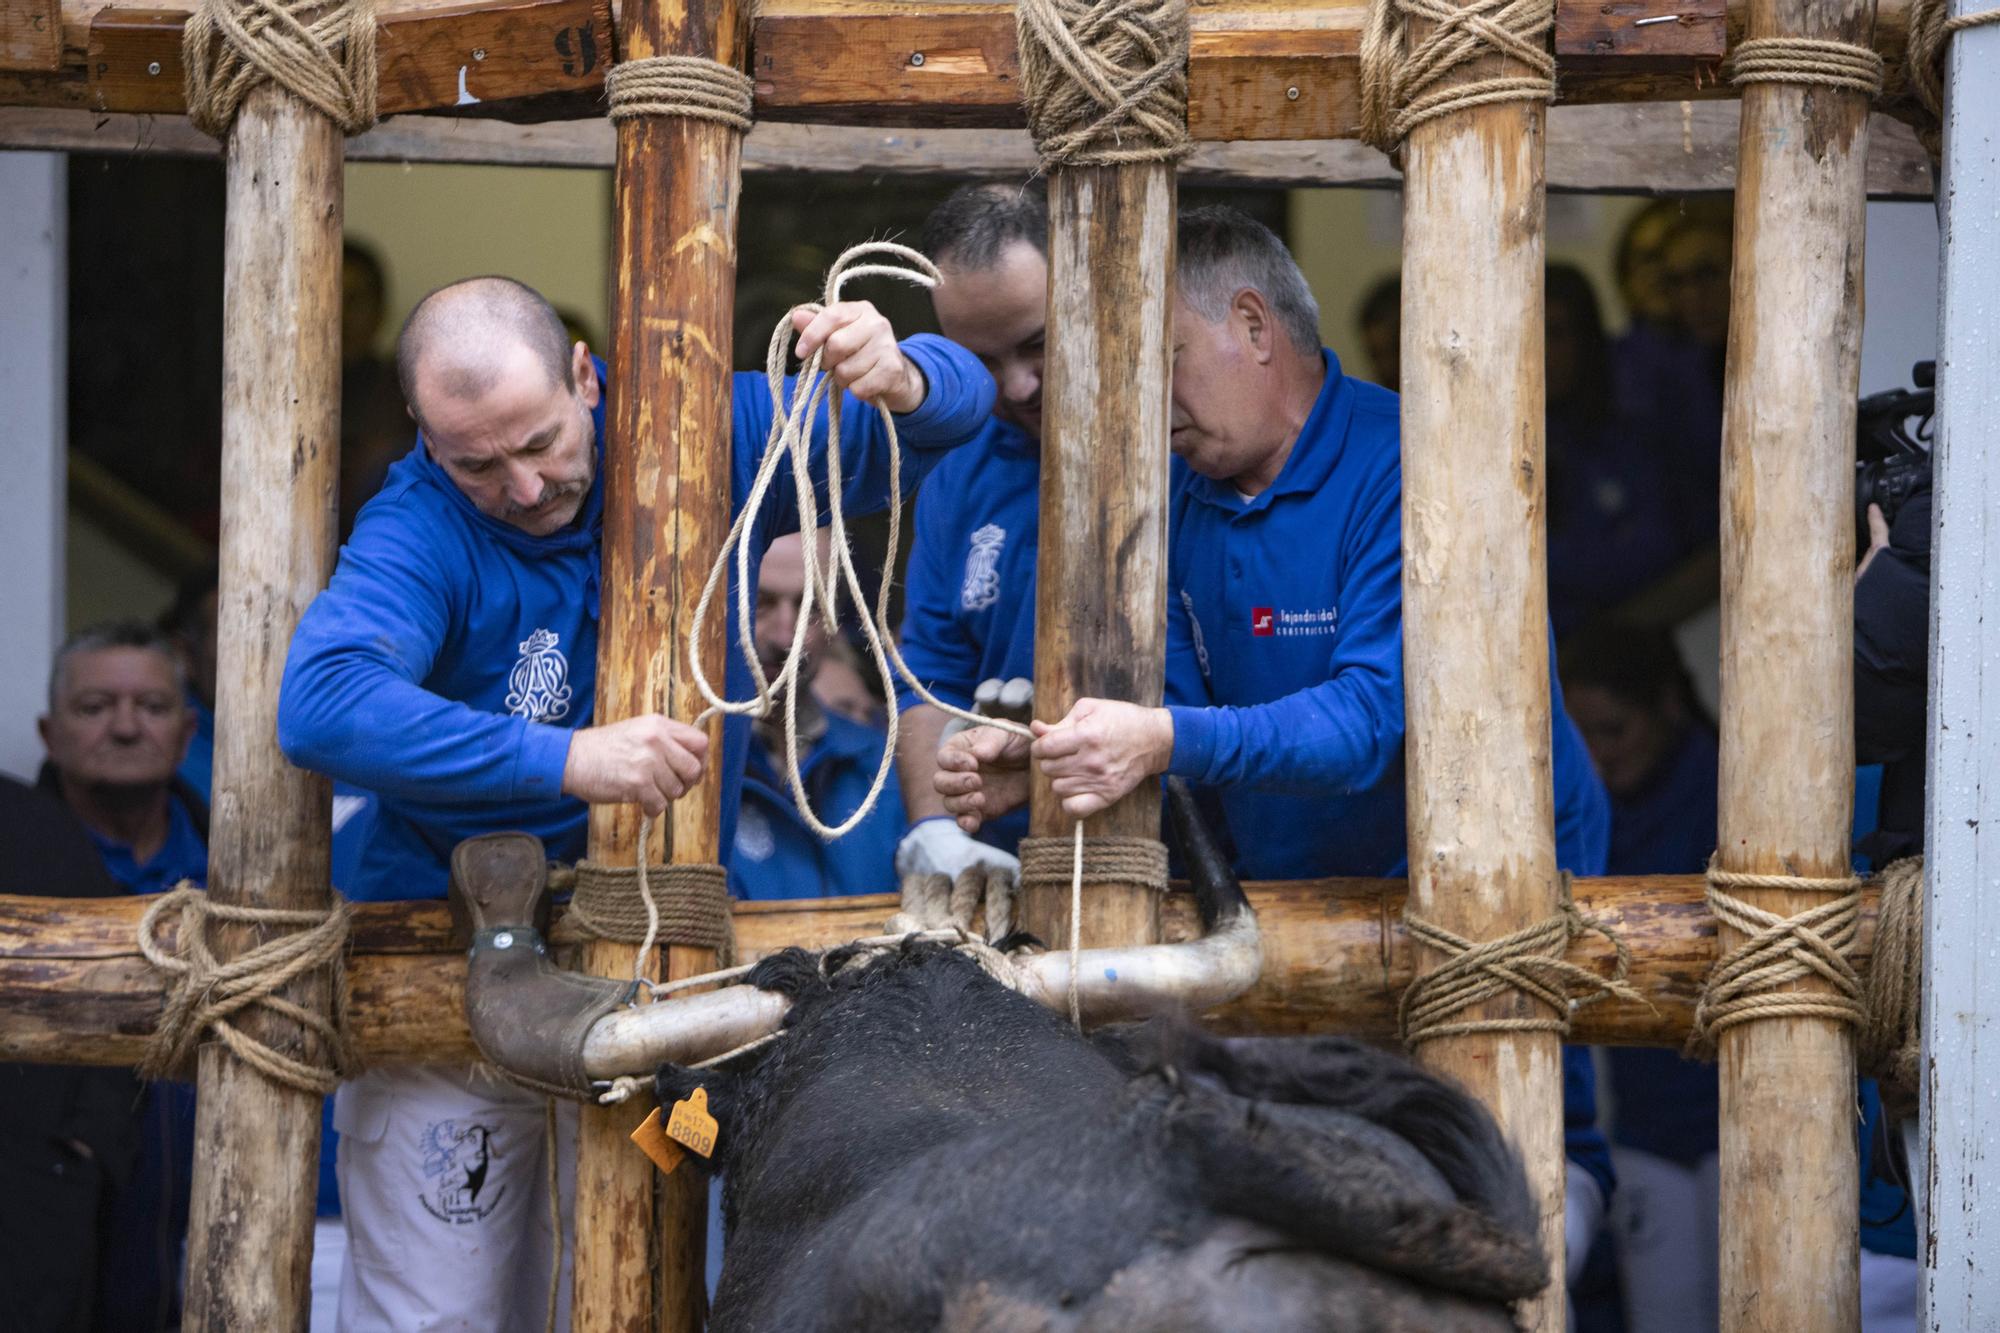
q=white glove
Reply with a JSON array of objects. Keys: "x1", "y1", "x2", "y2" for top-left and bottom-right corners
[
  {"x1": 940, "y1": 676, "x2": 1034, "y2": 743},
  {"x1": 1564, "y1": 1160, "x2": 1606, "y2": 1287},
  {"x1": 895, "y1": 816, "x2": 1021, "y2": 882}
]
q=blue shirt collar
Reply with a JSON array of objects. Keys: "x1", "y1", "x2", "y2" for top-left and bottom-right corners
[
  {"x1": 986, "y1": 417, "x2": 1040, "y2": 460},
  {"x1": 82, "y1": 789, "x2": 207, "y2": 894},
  {"x1": 407, "y1": 356, "x2": 609, "y2": 560},
  {"x1": 1181, "y1": 349, "x2": 1355, "y2": 513}
]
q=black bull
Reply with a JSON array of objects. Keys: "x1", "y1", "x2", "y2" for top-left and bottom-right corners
[{"x1": 655, "y1": 803, "x2": 1546, "y2": 1330}]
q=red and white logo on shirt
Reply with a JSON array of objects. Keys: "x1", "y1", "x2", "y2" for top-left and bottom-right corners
[
  {"x1": 1249, "y1": 606, "x2": 1337, "y2": 639},
  {"x1": 1250, "y1": 607, "x2": 1275, "y2": 637}
]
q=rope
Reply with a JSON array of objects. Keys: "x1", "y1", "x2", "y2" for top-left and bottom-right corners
[
  {"x1": 136, "y1": 883, "x2": 356, "y2": 1095},
  {"x1": 1900, "y1": 1, "x2": 2000, "y2": 155},
  {"x1": 1019, "y1": 835, "x2": 1169, "y2": 892},
  {"x1": 1014, "y1": 0, "x2": 1194, "y2": 169},
  {"x1": 181, "y1": 0, "x2": 377, "y2": 139},
  {"x1": 888, "y1": 864, "x2": 1016, "y2": 940},
  {"x1": 1860, "y1": 856, "x2": 1925, "y2": 1113},
  {"x1": 1686, "y1": 857, "x2": 1866, "y2": 1055},
  {"x1": 1725, "y1": 36, "x2": 1885, "y2": 94},
  {"x1": 1398, "y1": 879, "x2": 1647, "y2": 1048},
  {"x1": 563, "y1": 854, "x2": 733, "y2": 962},
  {"x1": 1358, "y1": 0, "x2": 1556, "y2": 153},
  {"x1": 605, "y1": 54, "x2": 754, "y2": 130}
]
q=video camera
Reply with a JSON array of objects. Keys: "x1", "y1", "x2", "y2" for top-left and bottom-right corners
[{"x1": 1855, "y1": 360, "x2": 1934, "y2": 543}]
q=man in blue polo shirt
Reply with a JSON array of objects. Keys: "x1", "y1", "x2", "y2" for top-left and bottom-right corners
[
  {"x1": 278, "y1": 275, "x2": 992, "y2": 1329},
  {"x1": 892, "y1": 183, "x2": 1050, "y2": 888},
  {"x1": 733, "y1": 532, "x2": 906, "y2": 898},
  {"x1": 937, "y1": 205, "x2": 1615, "y2": 1283}
]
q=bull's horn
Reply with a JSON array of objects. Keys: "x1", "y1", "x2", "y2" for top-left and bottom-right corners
[{"x1": 453, "y1": 832, "x2": 640, "y2": 1098}]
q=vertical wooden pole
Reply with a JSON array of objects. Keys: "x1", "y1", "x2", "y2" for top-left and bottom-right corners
[
  {"x1": 1715, "y1": 4, "x2": 1875, "y2": 1329},
  {"x1": 1922, "y1": 10, "x2": 2000, "y2": 1324},
  {"x1": 580, "y1": 3, "x2": 744, "y2": 1330},
  {"x1": 1396, "y1": 52, "x2": 1565, "y2": 1333},
  {"x1": 1022, "y1": 162, "x2": 1174, "y2": 951},
  {"x1": 181, "y1": 82, "x2": 342, "y2": 1332}
]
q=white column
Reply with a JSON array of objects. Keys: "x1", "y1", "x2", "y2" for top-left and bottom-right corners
[
  {"x1": 1922, "y1": 9, "x2": 2000, "y2": 1328},
  {"x1": 0, "y1": 151, "x2": 66, "y2": 784}
]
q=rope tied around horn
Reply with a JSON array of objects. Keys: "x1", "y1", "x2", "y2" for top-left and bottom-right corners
[
  {"x1": 605, "y1": 54, "x2": 755, "y2": 130},
  {"x1": 1398, "y1": 876, "x2": 1649, "y2": 1049},
  {"x1": 1015, "y1": 0, "x2": 1194, "y2": 169},
  {"x1": 1358, "y1": 0, "x2": 1556, "y2": 153},
  {"x1": 182, "y1": 0, "x2": 378, "y2": 139},
  {"x1": 1686, "y1": 856, "x2": 1866, "y2": 1054},
  {"x1": 137, "y1": 882, "x2": 357, "y2": 1095}
]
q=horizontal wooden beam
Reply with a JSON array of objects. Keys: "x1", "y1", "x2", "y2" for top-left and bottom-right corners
[
  {"x1": 0, "y1": 873, "x2": 1884, "y2": 1069},
  {"x1": 0, "y1": 101, "x2": 1935, "y2": 197},
  {"x1": 0, "y1": 0, "x2": 1913, "y2": 135}
]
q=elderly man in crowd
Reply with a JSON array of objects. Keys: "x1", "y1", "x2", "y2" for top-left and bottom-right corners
[
  {"x1": 278, "y1": 274, "x2": 991, "y2": 1328},
  {"x1": 929, "y1": 204, "x2": 1618, "y2": 1285}
]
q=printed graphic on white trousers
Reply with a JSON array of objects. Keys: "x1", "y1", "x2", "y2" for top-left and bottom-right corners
[
  {"x1": 506, "y1": 628, "x2": 574, "y2": 722},
  {"x1": 418, "y1": 1119, "x2": 504, "y2": 1224}
]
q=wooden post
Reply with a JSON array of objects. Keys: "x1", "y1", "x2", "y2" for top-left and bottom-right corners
[
  {"x1": 1022, "y1": 161, "x2": 1175, "y2": 951},
  {"x1": 1713, "y1": 2, "x2": 1876, "y2": 1328},
  {"x1": 579, "y1": 0, "x2": 745, "y2": 1328},
  {"x1": 1922, "y1": 8, "x2": 2000, "y2": 1322},
  {"x1": 1394, "y1": 35, "x2": 1565, "y2": 1333},
  {"x1": 179, "y1": 81, "x2": 343, "y2": 1332}
]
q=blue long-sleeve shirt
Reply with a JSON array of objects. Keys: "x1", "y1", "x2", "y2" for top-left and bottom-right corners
[
  {"x1": 279, "y1": 339, "x2": 994, "y2": 901},
  {"x1": 731, "y1": 714, "x2": 906, "y2": 900},
  {"x1": 894, "y1": 419, "x2": 1041, "y2": 854}
]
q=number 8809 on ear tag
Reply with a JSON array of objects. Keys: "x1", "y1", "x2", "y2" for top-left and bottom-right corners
[{"x1": 665, "y1": 1087, "x2": 718, "y2": 1159}]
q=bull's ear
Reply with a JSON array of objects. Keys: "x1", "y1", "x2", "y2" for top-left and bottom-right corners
[{"x1": 653, "y1": 1065, "x2": 742, "y2": 1167}]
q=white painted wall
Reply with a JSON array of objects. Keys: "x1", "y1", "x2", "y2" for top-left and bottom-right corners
[{"x1": 0, "y1": 152, "x2": 67, "y2": 784}]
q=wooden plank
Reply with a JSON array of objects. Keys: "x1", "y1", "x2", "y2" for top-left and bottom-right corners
[
  {"x1": 82, "y1": 0, "x2": 611, "y2": 115},
  {"x1": 1921, "y1": 11, "x2": 2000, "y2": 1324},
  {"x1": 0, "y1": 874, "x2": 1894, "y2": 1064},
  {"x1": 0, "y1": 0, "x2": 62, "y2": 70},
  {"x1": 1555, "y1": 0, "x2": 1728, "y2": 78},
  {"x1": 180, "y1": 80, "x2": 344, "y2": 1333},
  {"x1": 1713, "y1": 0, "x2": 1874, "y2": 1321}
]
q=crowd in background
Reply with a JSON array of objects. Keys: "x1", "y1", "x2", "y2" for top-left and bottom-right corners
[{"x1": 0, "y1": 194, "x2": 1921, "y2": 1333}]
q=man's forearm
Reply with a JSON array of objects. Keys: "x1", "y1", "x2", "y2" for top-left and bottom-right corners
[{"x1": 898, "y1": 703, "x2": 953, "y2": 822}]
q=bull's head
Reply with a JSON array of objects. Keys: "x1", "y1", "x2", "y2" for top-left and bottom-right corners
[{"x1": 452, "y1": 780, "x2": 1262, "y2": 1095}]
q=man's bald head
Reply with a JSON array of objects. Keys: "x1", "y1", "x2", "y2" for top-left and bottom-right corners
[{"x1": 395, "y1": 276, "x2": 576, "y2": 433}]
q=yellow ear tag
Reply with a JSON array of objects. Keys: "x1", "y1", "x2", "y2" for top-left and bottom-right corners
[
  {"x1": 629, "y1": 1107, "x2": 686, "y2": 1176},
  {"x1": 665, "y1": 1087, "x2": 719, "y2": 1159}
]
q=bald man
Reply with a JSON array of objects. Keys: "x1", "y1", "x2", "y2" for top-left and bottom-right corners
[{"x1": 278, "y1": 275, "x2": 992, "y2": 1329}]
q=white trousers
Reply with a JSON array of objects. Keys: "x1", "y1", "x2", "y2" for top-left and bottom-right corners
[{"x1": 333, "y1": 1066, "x2": 576, "y2": 1332}]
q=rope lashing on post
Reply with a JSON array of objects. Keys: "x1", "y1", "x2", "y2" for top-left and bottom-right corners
[
  {"x1": 1686, "y1": 857, "x2": 1866, "y2": 1055},
  {"x1": 1724, "y1": 36, "x2": 1886, "y2": 94},
  {"x1": 136, "y1": 882, "x2": 357, "y2": 1094},
  {"x1": 890, "y1": 865, "x2": 1016, "y2": 941},
  {"x1": 1397, "y1": 879, "x2": 1648, "y2": 1049},
  {"x1": 181, "y1": 0, "x2": 378, "y2": 138},
  {"x1": 1019, "y1": 835, "x2": 1169, "y2": 894},
  {"x1": 1859, "y1": 855, "x2": 1925, "y2": 1116},
  {"x1": 1897, "y1": 0, "x2": 2000, "y2": 155},
  {"x1": 1357, "y1": 0, "x2": 1556, "y2": 153},
  {"x1": 604, "y1": 54, "x2": 755, "y2": 130},
  {"x1": 1014, "y1": 0, "x2": 1194, "y2": 169},
  {"x1": 558, "y1": 857, "x2": 735, "y2": 962}
]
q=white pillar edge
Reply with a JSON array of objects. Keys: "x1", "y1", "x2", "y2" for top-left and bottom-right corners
[
  {"x1": 0, "y1": 151, "x2": 67, "y2": 784},
  {"x1": 1921, "y1": 9, "x2": 2000, "y2": 1329}
]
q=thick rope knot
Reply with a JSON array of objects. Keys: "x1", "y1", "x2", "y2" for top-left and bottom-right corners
[
  {"x1": 137, "y1": 883, "x2": 356, "y2": 1094},
  {"x1": 1896, "y1": 0, "x2": 2000, "y2": 157},
  {"x1": 1687, "y1": 857, "x2": 1865, "y2": 1056},
  {"x1": 182, "y1": 0, "x2": 377, "y2": 139},
  {"x1": 605, "y1": 54, "x2": 754, "y2": 129},
  {"x1": 1398, "y1": 882, "x2": 1647, "y2": 1049},
  {"x1": 1018, "y1": 834, "x2": 1169, "y2": 893},
  {"x1": 1859, "y1": 856, "x2": 1925, "y2": 1116},
  {"x1": 1015, "y1": 0, "x2": 1193, "y2": 169},
  {"x1": 889, "y1": 865, "x2": 1016, "y2": 941},
  {"x1": 1725, "y1": 36, "x2": 1885, "y2": 94},
  {"x1": 565, "y1": 858, "x2": 734, "y2": 962},
  {"x1": 1358, "y1": 0, "x2": 1556, "y2": 153}
]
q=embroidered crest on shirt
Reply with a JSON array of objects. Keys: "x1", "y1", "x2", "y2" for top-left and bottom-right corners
[
  {"x1": 735, "y1": 805, "x2": 776, "y2": 862},
  {"x1": 505, "y1": 628, "x2": 573, "y2": 722},
  {"x1": 961, "y1": 524, "x2": 1007, "y2": 612}
]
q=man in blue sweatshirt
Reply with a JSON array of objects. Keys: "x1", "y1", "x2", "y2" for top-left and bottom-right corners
[
  {"x1": 278, "y1": 275, "x2": 992, "y2": 1329},
  {"x1": 935, "y1": 206, "x2": 1616, "y2": 1282}
]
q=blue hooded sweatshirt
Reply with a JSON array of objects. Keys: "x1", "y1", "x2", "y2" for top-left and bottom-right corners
[
  {"x1": 895, "y1": 417, "x2": 1041, "y2": 854},
  {"x1": 279, "y1": 338, "x2": 994, "y2": 902},
  {"x1": 731, "y1": 713, "x2": 906, "y2": 900}
]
